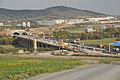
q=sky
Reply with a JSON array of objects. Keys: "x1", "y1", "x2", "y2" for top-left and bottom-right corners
[{"x1": 0, "y1": 0, "x2": 120, "y2": 15}]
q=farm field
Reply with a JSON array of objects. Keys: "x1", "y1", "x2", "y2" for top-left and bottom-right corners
[
  {"x1": 0, "y1": 57, "x2": 85, "y2": 80},
  {"x1": 80, "y1": 38, "x2": 116, "y2": 45}
]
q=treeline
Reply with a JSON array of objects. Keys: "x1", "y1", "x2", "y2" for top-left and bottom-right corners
[
  {"x1": 0, "y1": 37, "x2": 15, "y2": 45},
  {"x1": 0, "y1": 46, "x2": 28, "y2": 54},
  {"x1": 0, "y1": 46, "x2": 54, "y2": 54},
  {"x1": 53, "y1": 27, "x2": 119, "y2": 40},
  {"x1": 80, "y1": 32, "x2": 112, "y2": 40}
]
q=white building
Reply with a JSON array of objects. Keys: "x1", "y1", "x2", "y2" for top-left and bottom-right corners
[
  {"x1": 17, "y1": 24, "x2": 22, "y2": 27},
  {"x1": 27, "y1": 22, "x2": 31, "y2": 27},
  {"x1": 22, "y1": 22, "x2": 31, "y2": 27},
  {"x1": 23, "y1": 22, "x2": 26, "y2": 27},
  {"x1": 55, "y1": 19, "x2": 65, "y2": 24},
  {"x1": 85, "y1": 28, "x2": 94, "y2": 33},
  {"x1": 66, "y1": 19, "x2": 84, "y2": 24},
  {"x1": 87, "y1": 16, "x2": 115, "y2": 22},
  {"x1": 36, "y1": 20, "x2": 56, "y2": 25},
  {"x1": 0, "y1": 22, "x2": 4, "y2": 26},
  {"x1": 36, "y1": 19, "x2": 66, "y2": 26}
]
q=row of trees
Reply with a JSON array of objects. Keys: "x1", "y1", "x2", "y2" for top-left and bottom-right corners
[
  {"x1": 0, "y1": 46, "x2": 54, "y2": 54},
  {"x1": 52, "y1": 29, "x2": 115, "y2": 40},
  {"x1": 0, "y1": 37, "x2": 15, "y2": 45},
  {"x1": 80, "y1": 32, "x2": 113, "y2": 40}
]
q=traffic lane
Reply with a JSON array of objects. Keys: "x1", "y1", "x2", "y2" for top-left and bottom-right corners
[
  {"x1": 30, "y1": 64, "x2": 120, "y2": 80},
  {"x1": 30, "y1": 64, "x2": 101, "y2": 80}
]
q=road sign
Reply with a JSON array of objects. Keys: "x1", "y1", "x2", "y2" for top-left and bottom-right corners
[{"x1": 114, "y1": 41, "x2": 120, "y2": 46}]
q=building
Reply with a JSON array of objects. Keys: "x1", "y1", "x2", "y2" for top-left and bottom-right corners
[
  {"x1": 23, "y1": 22, "x2": 26, "y2": 27},
  {"x1": 35, "y1": 16, "x2": 118, "y2": 25},
  {"x1": 66, "y1": 19, "x2": 84, "y2": 24},
  {"x1": 22, "y1": 22, "x2": 31, "y2": 27},
  {"x1": 36, "y1": 20, "x2": 56, "y2": 25},
  {"x1": 87, "y1": 16, "x2": 115, "y2": 22},
  {"x1": 27, "y1": 22, "x2": 31, "y2": 27},
  {"x1": 0, "y1": 22, "x2": 4, "y2": 26},
  {"x1": 36, "y1": 19, "x2": 65, "y2": 26},
  {"x1": 85, "y1": 28, "x2": 94, "y2": 33},
  {"x1": 55, "y1": 19, "x2": 65, "y2": 24}
]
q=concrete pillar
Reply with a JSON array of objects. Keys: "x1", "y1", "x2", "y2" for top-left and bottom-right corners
[{"x1": 33, "y1": 39, "x2": 37, "y2": 51}]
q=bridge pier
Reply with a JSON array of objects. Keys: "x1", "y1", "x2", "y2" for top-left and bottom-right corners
[{"x1": 16, "y1": 37, "x2": 59, "y2": 50}]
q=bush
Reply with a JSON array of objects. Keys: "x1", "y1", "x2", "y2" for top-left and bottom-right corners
[
  {"x1": 0, "y1": 47, "x2": 7, "y2": 54},
  {"x1": 0, "y1": 37, "x2": 15, "y2": 45},
  {"x1": 0, "y1": 46, "x2": 29, "y2": 54},
  {"x1": 100, "y1": 60, "x2": 111, "y2": 64}
]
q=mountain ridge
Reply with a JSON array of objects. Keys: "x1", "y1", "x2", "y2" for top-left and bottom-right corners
[{"x1": 0, "y1": 6, "x2": 106, "y2": 20}]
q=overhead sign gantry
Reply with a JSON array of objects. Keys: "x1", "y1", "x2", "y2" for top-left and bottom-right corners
[{"x1": 114, "y1": 41, "x2": 120, "y2": 46}]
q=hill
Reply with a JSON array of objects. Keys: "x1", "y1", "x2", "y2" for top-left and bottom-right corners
[{"x1": 0, "y1": 6, "x2": 106, "y2": 20}]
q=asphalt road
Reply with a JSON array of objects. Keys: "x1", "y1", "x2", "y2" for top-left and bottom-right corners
[{"x1": 30, "y1": 64, "x2": 120, "y2": 80}]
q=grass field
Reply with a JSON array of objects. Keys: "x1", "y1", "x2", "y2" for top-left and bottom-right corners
[
  {"x1": 80, "y1": 38, "x2": 116, "y2": 45},
  {"x1": 0, "y1": 45, "x2": 15, "y2": 49},
  {"x1": 0, "y1": 57, "x2": 85, "y2": 80}
]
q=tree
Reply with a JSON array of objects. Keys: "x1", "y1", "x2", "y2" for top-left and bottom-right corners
[{"x1": 80, "y1": 33, "x2": 88, "y2": 40}]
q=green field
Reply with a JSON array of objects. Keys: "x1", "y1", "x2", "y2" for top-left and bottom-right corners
[
  {"x1": 0, "y1": 57, "x2": 85, "y2": 80},
  {"x1": 80, "y1": 38, "x2": 116, "y2": 45}
]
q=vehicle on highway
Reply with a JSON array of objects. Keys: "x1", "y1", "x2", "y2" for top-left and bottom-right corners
[{"x1": 97, "y1": 44, "x2": 105, "y2": 48}]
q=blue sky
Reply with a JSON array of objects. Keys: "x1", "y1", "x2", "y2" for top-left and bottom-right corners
[{"x1": 0, "y1": 0, "x2": 120, "y2": 15}]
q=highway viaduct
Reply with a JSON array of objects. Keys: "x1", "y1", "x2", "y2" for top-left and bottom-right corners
[
  {"x1": 12, "y1": 30, "x2": 106, "y2": 52},
  {"x1": 14, "y1": 36, "x2": 60, "y2": 50}
]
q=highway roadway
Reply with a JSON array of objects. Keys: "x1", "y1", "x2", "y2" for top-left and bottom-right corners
[{"x1": 30, "y1": 64, "x2": 120, "y2": 80}]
